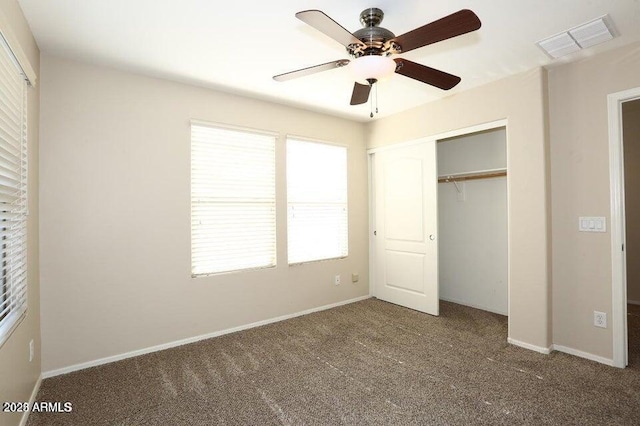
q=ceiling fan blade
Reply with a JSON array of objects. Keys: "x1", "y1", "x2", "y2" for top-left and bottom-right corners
[
  {"x1": 391, "y1": 9, "x2": 481, "y2": 53},
  {"x1": 296, "y1": 10, "x2": 364, "y2": 48},
  {"x1": 394, "y1": 58, "x2": 461, "y2": 90},
  {"x1": 350, "y1": 82, "x2": 371, "y2": 105},
  {"x1": 273, "y1": 59, "x2": 350, "y2": 82}
]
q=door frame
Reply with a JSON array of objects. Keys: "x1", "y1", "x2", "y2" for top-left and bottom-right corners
[
  {"x1": 368, "y1": 119, "x2": 508, "y2": 307},
  {"x1": 608, "y1": 86, "x2": 640, "y2": 368}
]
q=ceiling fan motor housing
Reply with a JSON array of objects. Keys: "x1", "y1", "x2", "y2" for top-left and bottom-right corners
[{"x1": 347, "y1": 8, "x2": 401, "y2": 58}]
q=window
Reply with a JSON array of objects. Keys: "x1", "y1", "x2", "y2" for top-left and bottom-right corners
[
  {"x1": 287, "y1": 138, "x2": 348, "y2": 264},
  {"x1": 191, "y1": 123, "x2": 276, "y2": 276},
  {"x1": 0, "y1": 34, "x2": 28, "y2": 345}
]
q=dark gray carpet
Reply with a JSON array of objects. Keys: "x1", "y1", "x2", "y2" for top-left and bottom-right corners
[
  {"x1": 27, "y1": 299, "x2": 640, "y2": 425},
  {"x1": 630, "y1": 303, "x2": 640, "y2": 368}
]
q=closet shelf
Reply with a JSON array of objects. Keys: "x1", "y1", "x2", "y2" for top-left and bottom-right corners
[{"x1": 438, "y1": 168, "x2": 507, "y2": 183}]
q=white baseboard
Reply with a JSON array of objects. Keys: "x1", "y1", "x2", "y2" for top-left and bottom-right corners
[
  {"x1": 501, "y1": 338, "x2": 615, "y2": 367},
  {"x1": 551, "y1": 344, "x2": 615, "y2": 367},
  {"x1": 43, "y1": 295, "x2": 371, "y2": 379},
  {"x1": 439, "y1": 296, "x2": 507, "y2": 316},
  {"x1": 628, "y1": 299, "x2": 640, "y2": 306},
  {"x1": 19, "y1": 374, "x2": 42, "y2": 426},
  {"x1": 507, "y1": 337, "x2": 552, "y2": 354}
]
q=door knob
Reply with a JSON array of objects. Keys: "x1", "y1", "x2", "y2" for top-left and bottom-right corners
[{"x1": 429, "y1": 234, "x2": 435, "y2": 241}]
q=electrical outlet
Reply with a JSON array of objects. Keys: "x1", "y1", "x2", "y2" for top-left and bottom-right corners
[
  {"x1": 29, "y1": 339, "x2": 34, "y2": 362},
  {"x1": 334, "y1": 275, "x2": 341, "y2": 285},
  {"x1": 594, "y1": 311, "x2": 607, "y2": 328},
  {"x1": 351, "y1": 273, "x2": 359, "y2": 283}
]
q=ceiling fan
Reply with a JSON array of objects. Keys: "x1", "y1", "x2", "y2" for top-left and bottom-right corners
[{"x1": 273, "y1": 7, "x2": 481, "y2": 114}]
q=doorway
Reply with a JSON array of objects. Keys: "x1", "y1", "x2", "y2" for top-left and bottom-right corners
[
  {"x1": 622, "y1": 98, "x2": 640, "y2": 367},
  {"x1": 608, "y1": 87, "x2": 640, "y2": 368}
]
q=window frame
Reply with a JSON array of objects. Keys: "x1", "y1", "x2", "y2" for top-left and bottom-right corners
[
  {"x1": 190, "y1": 120, "x2": 278, "y2": 277},
  {"x1": 0, "y1": 33, "x2": 29, "y2": 348}
]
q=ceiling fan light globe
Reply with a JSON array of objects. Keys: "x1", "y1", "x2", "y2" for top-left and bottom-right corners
[{"x1": 350, "y1": 55, "x2": 396, "y2": 84}]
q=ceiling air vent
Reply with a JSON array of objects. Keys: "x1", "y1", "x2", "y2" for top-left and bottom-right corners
[
  {"x1": 537, "y1": 15, "x2": 615, "y2": 59},
  {"x1": 538, "y1": 33, "x2": 580, "y2": 59},
  {"x1": 569, "y1": 17, "x2": 614, "y2": 48}
]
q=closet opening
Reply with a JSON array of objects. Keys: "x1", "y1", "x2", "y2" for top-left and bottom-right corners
[
  {"x1": 622, "y1": 98, "x2": 640, "y2": 367},
  {"x1": 436, "y1": 127, "x2": 508, "y2": 323}
]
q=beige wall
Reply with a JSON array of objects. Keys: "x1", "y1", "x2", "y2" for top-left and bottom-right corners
[
  {"x1": 39, "y1": 55, "x2": 369, "y2": 372},
  {"x1": 0, "y1": 1, "x2": 40, "y2": 425},
  {"x1": 549, "y1": 42, "x2": 640, "y2": 359},
  {"x1": 367, "y1": 68, "x2": 552, "y2": 350},
  {"x1": 623, "y1": 100, "x2": 640, "y2": 303}
]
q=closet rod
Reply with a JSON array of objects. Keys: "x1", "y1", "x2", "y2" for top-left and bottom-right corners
[{"x1": 438, "y1": 170, "x2": 507, "y2": 183}]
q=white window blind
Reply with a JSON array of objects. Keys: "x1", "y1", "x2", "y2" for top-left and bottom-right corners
[
  {"x1": 191, "y1": 123, "x2": 276, "y2": 276},
  {"x1": 0, "y1": 34, "x2": 28, "y2": 345},
  {"x1": 287, "y1": 138, "x2": 348, "y2": 264}
]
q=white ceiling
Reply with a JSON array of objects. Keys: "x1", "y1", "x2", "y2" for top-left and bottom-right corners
[{"x1": 17, "y1": 0, "x2": 640, "y2": 122}]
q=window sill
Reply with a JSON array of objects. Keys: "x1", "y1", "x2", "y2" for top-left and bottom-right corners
[
  {"x1": 0, "y1": 309, "x2": 27, "y2": 350},
  {"x1": 288, "y1": 255, "x2": 348, "y2": 267}
]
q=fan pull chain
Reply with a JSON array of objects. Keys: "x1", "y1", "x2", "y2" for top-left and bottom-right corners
[
  {"x1": 370, "y1": 85, "x2": 374, "y2": 118},
  {"x1": 375, "y1": 83, "x2": 379, "y2": 114},
  {"x1": 369, "y1": 82, "x2": 379, "y2": 119}
]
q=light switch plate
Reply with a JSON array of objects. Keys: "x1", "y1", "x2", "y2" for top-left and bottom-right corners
[{"x1": 579, "y1": 216, "x2": 606, "y2": 232}]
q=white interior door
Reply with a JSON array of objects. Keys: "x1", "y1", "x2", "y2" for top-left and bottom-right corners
[{"x1": 373, "y1": 141, "x2": 439, "y2": 315}]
